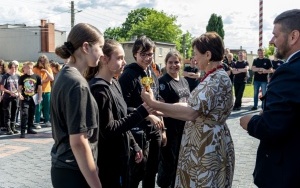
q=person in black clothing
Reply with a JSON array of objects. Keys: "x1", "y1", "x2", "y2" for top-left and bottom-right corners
[
  {"x1": 118, "y1": 36, "x2": 164, "y2": 188},
  {"x1": 183, "y1": 57, "x2": 200, "y2": 92},
  {"x1": 156, "y1": 51, "x2": 190, "y2": 188},
  {"x1": 0, "y1": 60, "x2": 6, "y2": 132},
  {"x1": 269, "y1": 53, "x2": 284, "y2": 81},
  {"x1": 18, "y1": 61, "x2": 42, "y2": 138},
  {"x1": 223, "y1": 52, "x2": 236, "y2": 83},
  {"x1": 51, "y1": 23, "x2": 103, "y2": 188},
  {"x1": 231, "y1": 50, "x2": 249, "y2": 111},
  {"x1": 0, "y1": 61, "x2": 20, "y2": 135},
  {"x1": 86, "y1": 39, "x2": 154, "y2": 188}
]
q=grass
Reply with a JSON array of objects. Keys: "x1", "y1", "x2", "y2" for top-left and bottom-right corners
[{"x1": 243, "y1": 84, "x2": 254, "y2": 98}]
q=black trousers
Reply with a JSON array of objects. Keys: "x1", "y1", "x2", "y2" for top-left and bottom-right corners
[
  {"x1": 51, "y1": 167, "x2": 89, "y2": 188},
  {"x1": 2, "y1": 97, "x2": 18, "y2": 128},
  {"x1": 234, "y1": 82, "x2": 246, "y2": 108},
  {"x1": 0, "y1": 101, "x2": 5, "y2": 128},
  {"x1": 129, "y1": 126, "x2": 161, "y2": 188},
  {"x1": 20, "y1": 98, "x2": 36, "y2": 131},
  {"x1": 157, "y1": 124, "x2": 184, "y2": 188}
]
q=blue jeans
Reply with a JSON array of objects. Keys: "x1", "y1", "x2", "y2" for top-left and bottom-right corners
[{"x1": 253, "y1": 81, "x2": 267, "y2": 108}]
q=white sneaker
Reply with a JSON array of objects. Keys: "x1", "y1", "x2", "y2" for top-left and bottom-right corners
[
  {"x1": 34, "y1": 124, "x2": 41, "y2": 129},
  {"x1": 45, "y1": 121, "x2": 51, "y2": 127}
]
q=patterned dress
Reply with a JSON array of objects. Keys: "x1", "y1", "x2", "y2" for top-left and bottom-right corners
[{"x1": 174, "y1": 68, "x2": 235, "y2": 188}]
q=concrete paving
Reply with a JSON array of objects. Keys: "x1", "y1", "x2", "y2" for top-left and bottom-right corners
[{"x1": 0, "y1": 98, "x2": 261, "y2": 188}]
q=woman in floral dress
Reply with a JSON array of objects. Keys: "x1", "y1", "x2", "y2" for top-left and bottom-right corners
[{"x1": 141, "y1": 32, "x2": 235, "y2": 188}]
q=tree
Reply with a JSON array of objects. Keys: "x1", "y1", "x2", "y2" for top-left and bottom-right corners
[
  {"x1": 179, "y1": 31, "x2": 193, "y2": 59},
  {"x1": 121, "y1": 8, "x2": 156, "y2": 40},
  {"x1": 104, "y1": 27, "x2": 125, "y2": 41},
  {"x1": 104, "y1": 8, "x2": 183, "y2": 51},
  {"x1": 206, "y1": 13, "x2": 225, "y2": 39},
  {"x1": 127, "y1": 11, "x2": 182, "y2": 44}
]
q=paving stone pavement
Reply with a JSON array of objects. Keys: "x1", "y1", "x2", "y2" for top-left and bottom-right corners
[{"x1": 0, "y1": 98, "x2": 261, "y2": 188}]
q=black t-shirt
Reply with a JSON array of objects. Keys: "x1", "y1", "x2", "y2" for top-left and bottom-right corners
[
  {"x1": 18, "y1": 74, "x2": 41, "y2": 98},
  {"x1": 159, "y1": 73, "x2": 190, "y2": 127},
  {"x1": 0, "y1": 73, "x2": 19, "y2": 99},
  {"x1": 253, "y1": 58, "x2": 272, "y2": 82},
  {"x1": 232, "y1": 61, "x2": 249, "y2": 83},
  {"x1": 269, "y1": 59, "x2": 284, "y2": 78},
  {"x1": 224, "y1": 60, "x2": 235, "y2": 83},
  {"x1": 183, "y1": 66, "x2": 200, "y2": 92},
  {"x1": 50, "y1": 66, "x2": 99, "y2": 170}
]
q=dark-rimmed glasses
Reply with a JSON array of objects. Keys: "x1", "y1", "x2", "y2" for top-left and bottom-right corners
[{"x1": 138, "y1": 52, "x2": 154, "y2": 59}]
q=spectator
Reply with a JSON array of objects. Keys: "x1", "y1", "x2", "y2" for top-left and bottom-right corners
[
  {"x1": 18, "y1": 61, "x2": 42, "y2": 138},
  {"x1": 240, "y1": 9, "x2": 300, "y2": 187},
  {"x1": 0, "y1": 60, "x2": 7, "y2": 132},
  {"x1": 0, "y1": 60, "x2": 20, "y2": 135},
  {"x1": 250, "y1": 48, "x2": 273, "y2": 110},
  {"x1": 50, "y1": 23, "x2": 103, "y2": 188},
  {"x1": 141, "y1": 32, "x2": 235, "y2": 187},
  {"x1": 223, "y1": 52, "x2": 236, "y2": 83},
  {"x1": 231, "y1": 50, "x2": 249, "y2": 111},
  {"x1": 268, "y1": 53, "x2": 284, "y2": 82},
  {"x1": 156, "y1": 51, "x2": 190, "y2": 188},
  {"x1": 182, "y1": 57, "x2": 200, "y2": 92},
  {"x1": 33, "y1": 54, "x2": 54, "y2": 128}
]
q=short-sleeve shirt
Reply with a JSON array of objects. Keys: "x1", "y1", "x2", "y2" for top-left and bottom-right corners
[
  {"x1": 159, "y1": 73, "x2": 190, "y2": 127},
  {"x1": 50, "y1": 66, "x2": 99, "y2": 170},
  {"x1": 33, "y1": 67, "x2": 53, "y2": 92},
  {"x1": 0, "y1": 73, "x2": 19, "y2": 99},
  {"x1": 18, "y1": 74, "x2": 42, "y2": 97},
  {"x1": 232, "y1": 61, "x2": 249, "y2": 83},
  {"x1": 253, "y1": 58, "x2": 272, "y2": 82}
]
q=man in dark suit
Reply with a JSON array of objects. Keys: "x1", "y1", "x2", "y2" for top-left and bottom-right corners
[{"x1": 240, "y1": 9, "x2": 300, "y2": 187}]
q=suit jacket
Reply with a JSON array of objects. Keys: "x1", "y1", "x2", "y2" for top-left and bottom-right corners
[{"x1": 247, "y1": 50, "x2": 300, "y2": 187}]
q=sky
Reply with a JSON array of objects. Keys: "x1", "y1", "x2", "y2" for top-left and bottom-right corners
[{"x1": 0, "y1": 0, "x2": 297, "y2": 53}]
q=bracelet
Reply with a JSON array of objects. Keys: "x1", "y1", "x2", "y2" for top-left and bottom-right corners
[{"x1": 162, "y1": 127, "x2": 167, "y2": 131}]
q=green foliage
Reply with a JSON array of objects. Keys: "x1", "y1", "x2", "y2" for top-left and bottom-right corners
[
  {"x1": 128, "y1": 11, "x2": 182, "y2": 44},
  {"x1": 264, "y1": 44, "x2": 275, "y2": 58},
  {"x1": 206, "y1": 13, "x2": 225, "y2": 39},
  {"x1": 121, "y1": 8, "x2": 156, "y2": 40},
  {"x1": 104, "y1": 27, "x2": 125, "y2": 41},
  {"x1": 179, "y1": 31, "x2": 193, "y2": 59},
  {"x1": 103, "y1": 7, "x2": 184, "y2": 53}
]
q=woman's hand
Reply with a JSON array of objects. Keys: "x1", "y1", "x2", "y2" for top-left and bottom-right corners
[{"x1": 141, "y1": 87, "x2": 155, "y2": 107}]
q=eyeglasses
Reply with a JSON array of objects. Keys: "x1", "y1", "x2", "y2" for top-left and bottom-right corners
[{"x1": 138, "y1": 52, "x2": 154, "y2": 59}]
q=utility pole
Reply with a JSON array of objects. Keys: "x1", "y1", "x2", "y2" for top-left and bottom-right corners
[
  {"x1": 71, "y1": 1, "x2": 74, "y2": 28},
  {"x1": 70, "y1": 1, "x2": 82, "y2": 28}
]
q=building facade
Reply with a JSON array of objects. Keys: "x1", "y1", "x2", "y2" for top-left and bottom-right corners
[{"x1": 0, "y1": 19, "x2": 66, "y2": 63}]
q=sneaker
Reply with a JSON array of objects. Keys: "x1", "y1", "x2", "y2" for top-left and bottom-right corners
[
  {"x1": 34, "y1": 124, "x2": 41, "y2": 129},
  {"x1": 45, "y1": 121, "x2": 51, "y2": 127},
  {"x1": 27, "y1": 129, "x2": 37, "y2": 134},
  {"x1": 250, "y1": 107, "x2": 258, "y2": 111}
]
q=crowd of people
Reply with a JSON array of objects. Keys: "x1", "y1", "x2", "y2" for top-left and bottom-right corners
[
  {"x1": 0, "y1": 57, "x2": 61, "y2": 137},
  {"x1": 0, "y1": 8, "x2": 299, "y2": 188}
]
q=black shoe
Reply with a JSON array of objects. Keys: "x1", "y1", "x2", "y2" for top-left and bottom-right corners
[
  {"x1": 20, "y1": 133, "x2": 25, "y2": 138},
  {"x1": 250, "y1": 107, "x2": 258, "y2": 111},
  {"x1": 7, "y1": 130, "x2": 13, "y2": 135},
  {"x1": 12, "y1": 130, "x2": 19, "y2": 134},
  {"x1": 27, "y1": 129, "x2": 37, "y2": 134}
]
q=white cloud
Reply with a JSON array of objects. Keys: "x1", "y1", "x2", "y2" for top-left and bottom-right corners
[{"x1": 0, "y1": 0, "x2": 297, "y2": 53}]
